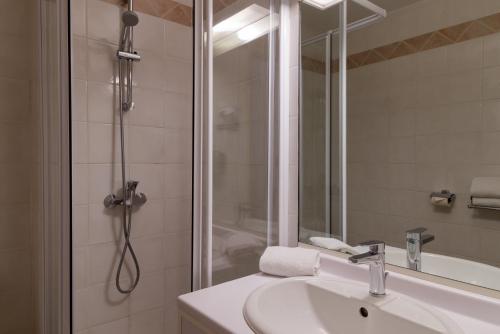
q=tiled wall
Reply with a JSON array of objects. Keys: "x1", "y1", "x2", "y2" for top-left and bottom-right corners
[
  {"x1": 0, "y1": 1, "x2": 39, "y2": 333},
  {"x1": 345, "y1": 0, "x2": 500, "y2": 267},
  {"x1": 71, "y1": 0, "x2": 192, "y2": 333}
]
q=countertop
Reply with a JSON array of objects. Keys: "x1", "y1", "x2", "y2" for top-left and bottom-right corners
[{"x1": 178, "y1": 253, "x2": 500, "y2": 334}]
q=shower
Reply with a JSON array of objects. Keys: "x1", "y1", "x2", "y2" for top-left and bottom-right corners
[{"x1": 103, "y1": 0, "x2": 147, "y2": 294}]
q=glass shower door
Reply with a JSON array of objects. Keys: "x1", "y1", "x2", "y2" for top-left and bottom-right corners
[
  {"x1": 300, "y1": 37, "x2": 331, "y2": 240},
  {"x1": 299, "y1": 28, "x2": 343, "y2": 242},
  {"x1": 193, "y1": 0, "x2": 280, "y2": 288}
]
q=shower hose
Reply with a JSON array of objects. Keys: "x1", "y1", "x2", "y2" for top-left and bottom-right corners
[{"x1": 115, "y1": 58, "x2": 140, "y2": 294}]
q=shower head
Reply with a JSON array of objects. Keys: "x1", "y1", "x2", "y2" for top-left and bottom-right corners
[{"x1": 122, "y1": 10, "x2": 139, "y2": 27}]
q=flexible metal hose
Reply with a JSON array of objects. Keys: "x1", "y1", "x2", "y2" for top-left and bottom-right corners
[{"x1": 115, "y1": 58, "x2": 140, "y2": 294}]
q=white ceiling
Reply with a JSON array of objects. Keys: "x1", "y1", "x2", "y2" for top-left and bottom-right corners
[{"x1": 301, "y1": 0, "x2": 422, "y2": 39}]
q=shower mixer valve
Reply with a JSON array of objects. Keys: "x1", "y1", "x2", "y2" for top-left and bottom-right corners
[{"x1": 103, "y1": 180, "x2": 147, "y2": 209}]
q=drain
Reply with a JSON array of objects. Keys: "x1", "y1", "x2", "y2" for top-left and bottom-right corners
[{"x1": 359, "y1": 307, "x2": 369, "y2": 318}]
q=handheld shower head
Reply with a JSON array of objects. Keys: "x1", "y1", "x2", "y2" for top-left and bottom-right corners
[{"x1": 122, "y1": 10, "x2": 139, "y2": 27}]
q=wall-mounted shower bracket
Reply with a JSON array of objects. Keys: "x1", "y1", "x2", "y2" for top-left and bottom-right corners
[
  {"x1": 103, "y1": 180, "x2": 147, "y2": 209},
  {"x1": 117, "y1": 50, "x2": 141, "y2": 61}
]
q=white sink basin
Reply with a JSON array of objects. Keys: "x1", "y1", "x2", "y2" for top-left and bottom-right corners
[
  {"x1": 243, "y1": 277, "x2": 464, "y2": 334},
  {"x1": 383, "y1": 246, "x2": 500, "y2": 291}
]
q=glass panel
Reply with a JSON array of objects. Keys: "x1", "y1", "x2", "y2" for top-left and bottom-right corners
[
  {"x1": 300, "y1": 37, "x2": 330, "y2": 239},
  {"x1": 299, "y1": 16, "x2": 342, "y2": 243},
  {"x1": 207, "y1": 0, "x2": 280, "y2": 285}
]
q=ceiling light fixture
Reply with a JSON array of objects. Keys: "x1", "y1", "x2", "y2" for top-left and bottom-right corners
[{"x1": 212, "y1": 4, "x2": 278, "y2": 56}]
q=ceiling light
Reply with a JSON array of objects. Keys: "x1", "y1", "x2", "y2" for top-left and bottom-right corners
[
  {"x1": 213, "y1": 4, "x2": 269, "y2": 42},
  {"x1": 213, "y1": 4, "x2": 278, "y2": 56},
  {"x1": 302, "y1": 0, "x2": 343, "y2": 10}
]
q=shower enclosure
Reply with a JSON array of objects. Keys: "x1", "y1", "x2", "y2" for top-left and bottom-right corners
[{"x1": 193, "y1": 0, "x2": 281, "y2": 288}]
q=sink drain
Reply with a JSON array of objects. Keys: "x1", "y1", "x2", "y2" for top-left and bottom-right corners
[{"x1": 359, "y1": 307, "x2": 369, "y2": 318}]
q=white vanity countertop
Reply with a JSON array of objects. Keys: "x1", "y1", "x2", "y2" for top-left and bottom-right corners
[
  {"x1": 178, "y1": 273, "x2": 279, "y2": 333},
  {"x1": 178, "y1": 254, "x2": 500, "y2": 334}
]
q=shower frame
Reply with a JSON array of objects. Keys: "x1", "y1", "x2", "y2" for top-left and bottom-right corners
[
  {"x1": 192, "y1": 0, "x2": 281, "y2": 290},
  {"x1": 38, "y1": 0, "x2": 72, "y2": 332}
]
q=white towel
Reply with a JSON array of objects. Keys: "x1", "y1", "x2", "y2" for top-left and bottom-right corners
[
  {"x1": 471, "y1": 177, "x2": 500, "y2": 198},
  {"x1": 259, "y1": 246, "x2": 320, "y2": 277},
  {"x1": 472, "y1": 197, "x2": 500, "y2": 208},
  {"x1": 309, "y1": 237, "x2": 360, "y2": 255}
]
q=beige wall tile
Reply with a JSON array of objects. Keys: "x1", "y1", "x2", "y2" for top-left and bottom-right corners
[
  {"x1": 482, "y1": 65, "x2": 500, "y2": 100},
  {"x1": 165, "y1": 57, "x2": 192, "y2": 94},
  {"x1": 87, "y1": 0, "x2": 120, "y2": 45},
  {"x1": 73, "y1": 121, "x2": 89, "y2": 163},
  {"x1": 416, "y1": 135, "x2": 446, "y2": 163},
  {"x1": 481, "y1": 132, "x2": 500, "y2": 164},
  {"x1": 73, "y1": 79, "x2": 88, "y2": 121},
  {"x1": 72, "y1": 36, "x2": 88, "y2": 80},
  {"x1": 71, "y1": 0, "x2": 87, "y2": 37},
  {"x1": 87, "y1": 82, "x2": 119, "y2": 124},
  {"x1": 85, "y1": 283, "x2": 129, "y2": 327},
  {"x1": 165, "y1": 21, "x2": 192, "y2": 60},
  {"x1": 73, "y1": 205, "x2": 90, "y2": 246},
  {"x1": 134, "y1": 50, "x2": 167, "y2": 89},
  {"x1": 447, "y1": 38, "x2": 483, "y2": 72},
  {"x1": 129, "y1": 272, "x2": 164, "y2": 313},
  {"x1": 88, "y1": 123, "x2": 125, "y2": 163},
  {"x1": 87, "y1": 40, "x2": 116, "y2": 84},
  {"x1": 128, "y1": 87, "x2": 165, "y2": 127},
  {"x1": 390, "y1": 136, "x2": 416, "y2": 163},
  {"x1": 129, "y1": 308, "x2": 164, "y2": 334},
  {"x1": 73, "y1": 164, "x2": 90, "y2": 205},
  {"x1": 482, "y1": 100, "x2": 500, "y2": 131},
  {"x1": 135, "y1": 13, "x2": 165, "y2": 55},
  {"x1": 483, "y1": 32, "x2": 500, "y2": 68},
  {"x1": 128, "y1": 126, "x2": 165, "y2": 163}
]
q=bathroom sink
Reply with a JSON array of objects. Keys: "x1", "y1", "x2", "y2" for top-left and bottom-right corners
[{"x1": 243, "y1": 277, "x2": 464, "y2": 334}]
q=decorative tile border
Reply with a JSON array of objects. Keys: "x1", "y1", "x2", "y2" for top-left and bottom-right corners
[
  {"x1": 303, "y1": 12, "x2": 500, "y2": 74},
  {"x1": 103, "y1": 0, "x2": 193, "y2": 26}
]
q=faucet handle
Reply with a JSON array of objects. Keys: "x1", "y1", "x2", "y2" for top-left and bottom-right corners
[
  {"x1": 358, "y1": 240, "x2": 385, "y2": 254},
  {"x1": 406, "y1": 227, "x2": 427, "y2": 235},
  {"x1": 406, "y1": 227, "x2": 435, "y2": 245}
]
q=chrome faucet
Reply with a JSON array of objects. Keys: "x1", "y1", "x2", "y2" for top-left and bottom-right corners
[
  {"x1": 348, "y1": 240, "x2": 387, "y2": 296},
  {"x1": 406, "y1": 227, "x2": 435, "y2": 271}
]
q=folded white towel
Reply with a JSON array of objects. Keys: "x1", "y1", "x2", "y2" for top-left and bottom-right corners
[
  {"x1": 309, "y1": 237, "x2": 360, "y2": 255},
  {"x1": 259, "y1": 246, "x2": 320, "y2": 277},
  {"x1": 471, "y1": 177, "x2": 500, "y2": 198},
  {"x1": 472, "y1": 197, "x2": 500, "y2": 208}
]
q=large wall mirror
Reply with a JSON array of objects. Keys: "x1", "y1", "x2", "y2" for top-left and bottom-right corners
[{"x1": 299, "y1": 0, "x2": 500, "y2": 291}]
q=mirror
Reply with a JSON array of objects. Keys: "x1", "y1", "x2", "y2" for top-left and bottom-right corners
[{"x1": 299, "y1": 0, "x2": 500, "y2": 291}]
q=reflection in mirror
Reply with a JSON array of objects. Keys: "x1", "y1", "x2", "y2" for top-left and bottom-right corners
[{"x1": 299, "y1": 0, "x2": 500, "y2": 291}]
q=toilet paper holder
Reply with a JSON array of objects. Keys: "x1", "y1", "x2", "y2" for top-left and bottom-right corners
[{"x1": 430, "y1": 190, "x2": 456, "y2": 206}]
